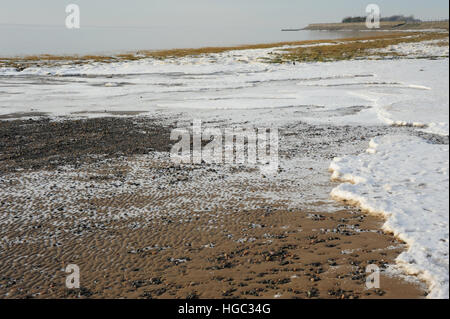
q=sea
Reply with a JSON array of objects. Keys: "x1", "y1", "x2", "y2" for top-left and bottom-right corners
[{"x1": 0, "y1": 24, "x2": 370, "y2": 56}]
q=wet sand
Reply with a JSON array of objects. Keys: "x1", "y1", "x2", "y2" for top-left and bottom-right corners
[
  {"x1": 0, "y1": 117, "x2": 425, "y2": 299},
  {"x1": 0, "y1": 203, "x2": 424, "y2": 299}
]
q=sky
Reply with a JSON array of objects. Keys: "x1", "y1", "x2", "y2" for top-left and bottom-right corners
[{"x1": 1, "y1": 0, "x2": 449, "y2": 29}]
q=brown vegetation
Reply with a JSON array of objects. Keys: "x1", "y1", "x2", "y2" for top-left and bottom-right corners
[
  {"x1": 267, "y1": 32, "x2": 448, "y2": 63},
  {"x1": 0, "y1": 31, "x2": 448, "y2": 70}
]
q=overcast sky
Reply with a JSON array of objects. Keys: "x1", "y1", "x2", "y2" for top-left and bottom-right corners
[{"x1": 1, "y1": 0, "x2": 449, "y2": 28}]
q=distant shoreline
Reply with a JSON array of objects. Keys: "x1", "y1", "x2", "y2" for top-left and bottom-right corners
[
  {"x1": 1, "y1": 30, "x2": 448, "y2": 70},
  {"x1": 303, "y1": 21, "x2": 449, "y2": 31},
  {"x1": 0, "y1": 31, "x2": 423, "y2": 67}
]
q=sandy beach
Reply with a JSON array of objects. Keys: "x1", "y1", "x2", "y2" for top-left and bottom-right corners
[
  {"x1": 0, "y1": 117, "x2": 426, "y2": 299},
  {"x1": 0, "y1": 30, "x2": 448, "y2": 299}
]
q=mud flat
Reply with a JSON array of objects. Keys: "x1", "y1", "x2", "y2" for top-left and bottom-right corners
[{"x1": 0, "y1": 117, "x2": 426, "y2": 299}]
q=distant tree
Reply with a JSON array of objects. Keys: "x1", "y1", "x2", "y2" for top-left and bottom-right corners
[
  {"x1": 342, "y1": 15, "x2": 421, "y2": 23},
  {"x1": 380, "y1": 15, "x2": 421, "y2": 22},
  {"x1": 342, "y1": 16, "x2": 366, "y2": 23}
]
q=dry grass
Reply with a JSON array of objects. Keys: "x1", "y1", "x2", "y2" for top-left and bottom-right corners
[
  {"x1": 267, "y1": 32, "x2": 449, "y2": 63},
  {"x1": 135, "y1": 32, "x2": 409, "y2": 58},
  {"x1": 0, "y1": 31, "x2": 448, "y2": 70},
  {"x1": 432, "y1": 40, "x2": 450, "y2": 47}
]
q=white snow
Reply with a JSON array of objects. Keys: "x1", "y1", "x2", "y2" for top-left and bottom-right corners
[
  {"x1": 330, "y1": 135, "x2": 449, "y2": 299},
  {"x1": 1, "y1": 45, "x2": 448, "y2": 136},
  {"x1": 371, "y1": 39, "x2": 449, "y2": 58}
]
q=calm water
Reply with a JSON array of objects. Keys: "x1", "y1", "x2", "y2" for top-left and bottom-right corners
[{"x1": 0, "y1": 24, "x2": 369, "y2": 57}]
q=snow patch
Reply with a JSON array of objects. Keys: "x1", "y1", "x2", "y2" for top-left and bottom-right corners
[{"x1": 330, "y1": 135, "x2": 449, "y2": 299}]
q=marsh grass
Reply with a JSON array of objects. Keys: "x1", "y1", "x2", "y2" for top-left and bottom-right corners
[
  {"x1": 432, "y1": 40, "x2": 450, "y2": 47},
  {"x1": 269, "y1": 32, "x2": 449, "y2": 63},
  {"x1": 1, "y1": 31, "x2": 448, "y2": 70}
]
